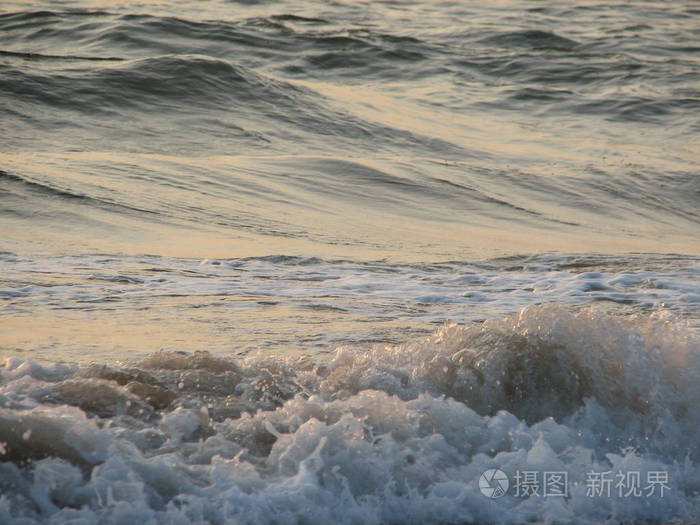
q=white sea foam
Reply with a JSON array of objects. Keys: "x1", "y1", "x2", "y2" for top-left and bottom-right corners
[
  {"x1": 1, "y1": 304, "x2": 699, "y2": 524},
  {"x1": 2, "y1": 252, "x2": 699, "y2": 361}
]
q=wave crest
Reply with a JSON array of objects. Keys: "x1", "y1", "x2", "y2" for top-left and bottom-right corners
[{"x1": 0, "y1": 305, "x2": 698, "y2": 523}]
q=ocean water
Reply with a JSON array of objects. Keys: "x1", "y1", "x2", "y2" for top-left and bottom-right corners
[{"x1": 1, "y1": 0, "x2": 699, "y2": 523}]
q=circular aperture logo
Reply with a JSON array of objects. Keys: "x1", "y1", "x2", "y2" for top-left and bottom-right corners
[{"x1": 479, "y1": 469, "x2": 509, "y2": 498}]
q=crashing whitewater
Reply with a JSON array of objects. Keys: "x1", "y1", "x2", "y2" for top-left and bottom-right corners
[{"x1": 1, "y1": 305, "x2": 699, "y2": 524}]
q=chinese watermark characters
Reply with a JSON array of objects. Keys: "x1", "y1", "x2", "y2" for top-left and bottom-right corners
[
  {"x1": 586, "y1": 470, "x2": 669, "y2": 498},
  {"x1": 479, "y1": 469, "x2": 670, "y2": 499}
]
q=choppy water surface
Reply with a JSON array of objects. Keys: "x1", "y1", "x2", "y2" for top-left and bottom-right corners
[
  {"x1": 2, "y1": 252, "x2": 700, "y2": 362},
  {"x1": 1, "y1": 0, "x2": 699, "y2": 523}
]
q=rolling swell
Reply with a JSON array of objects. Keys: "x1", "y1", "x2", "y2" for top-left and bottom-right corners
[
  {"x1": 0, "y1": 169, "x2": 160, "y2": 219},
  {"x1": 0, "y1": 50, "x2": 464, "y2": 157},
  {"x1": 479, "y1": 30, "x2": 580, "y2": 51},
  {"x1": 0, "y1": 10, "x2": 437, "y2": 77},
  {"x1": 2, "y1": 4, "x2": 697, "y2": 157},
  {"x1": 1, "y1": 149, "x2": 697, "y2": 248},
  {"x1": 0, "y1": 55, "x2": 305, "y2": 109}
]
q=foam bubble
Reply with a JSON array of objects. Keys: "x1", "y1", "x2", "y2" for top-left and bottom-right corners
[{"x1": 0, "y1": 305, "x2": 698, "y2": 523}]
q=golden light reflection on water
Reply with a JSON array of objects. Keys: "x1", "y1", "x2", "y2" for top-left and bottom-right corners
[
  {"x1": 2, "y1": 147, "x2": 698, "y2": 263},
  {"x1": 0, "y1": 296, "x2": 431, "y2": 363},
  {"x1": 1, "y1": 0, "x2": 699, "y2": 365}
]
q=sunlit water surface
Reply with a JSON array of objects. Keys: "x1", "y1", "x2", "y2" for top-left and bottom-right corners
[{"x1": 1, "y1": 1, "x2": 699, "y2": 523}]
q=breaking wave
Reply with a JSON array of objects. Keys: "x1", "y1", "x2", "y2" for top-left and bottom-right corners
[{"x1": 1, "y1": 305, "x2": 699, "y2": 524}]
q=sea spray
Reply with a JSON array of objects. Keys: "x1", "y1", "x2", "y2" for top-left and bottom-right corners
[{"x1": 1, "y1": 305, "x2": 699, "y2": 523}]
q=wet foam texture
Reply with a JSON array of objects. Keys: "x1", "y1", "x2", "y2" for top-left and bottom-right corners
[{"x1": 1, "y1": 305, "x2": 699, "y2": 524}]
